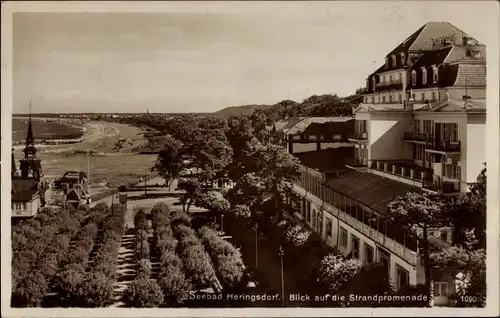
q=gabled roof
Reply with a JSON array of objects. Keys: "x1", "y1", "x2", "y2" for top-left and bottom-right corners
[
  {"x1": 274, "y1": 117, "x2": 304, "y2": 133},
  {"x1": 411, "y1": 46, "x2": 453, "y2": 69},
  {"x1": 11, "y1": 177, "x2": 39, "y2": 202},
  {"x1": 418, "y1": 98, "x2": 486, "y2": 112},
  {"x1": 295, "y1": 147, "x2": 355, "y2": 173},
  {"x1": 325, "y1": 170, "x2": 421, "y2": 216}
]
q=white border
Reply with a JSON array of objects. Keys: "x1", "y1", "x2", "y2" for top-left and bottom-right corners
[{"x1": 1, "y1": 1, "x2": 499, "y2": 317}]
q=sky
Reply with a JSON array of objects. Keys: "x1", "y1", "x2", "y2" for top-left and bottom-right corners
[{"x1": 11, "y1": 1, "x2": 497, "y2": 114}]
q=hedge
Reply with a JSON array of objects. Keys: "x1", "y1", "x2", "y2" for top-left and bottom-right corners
[
  {"x1": 198, "y1": 226, "x2": 244, "y2": 288},
  {"x1": 11, "y1": 207, "x2": 87, "y2": 307}
]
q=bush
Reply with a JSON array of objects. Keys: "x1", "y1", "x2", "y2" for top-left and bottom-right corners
[
  {"x1": 318, "y1": 254, "x2": 363, "y2": 293},
  {"x1": 122, "y1": 278, "x2": 164, "y2": 307},
  {"x1": 76, "y1": 272, "x2": 115, "y2": 307},
  {"x1": 53, "y1": 263, "x2": 86, "y2": 300},
  {"x1": 158, "y1": 264, "x2": 192, "y2": 305},
  {"x1": 137, "y1": 259, "x2": 152, "y2": 279},
  {"x1": 284, "y1": 223, "x2": 311, "y2": 247},
  {"x1": 179, "y1": 244, "x2": 216, "y2": 288},
  {"x1": 169, "y1": 210, "x2": 192, "y2": 227},
  {"x1": 11, "y1": 271, "x2": 49, "y2": 307}
]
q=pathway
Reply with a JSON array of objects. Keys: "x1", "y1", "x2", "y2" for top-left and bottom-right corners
[{"x1": 111, "y1": 227, "x2": 136, "y2": 307}]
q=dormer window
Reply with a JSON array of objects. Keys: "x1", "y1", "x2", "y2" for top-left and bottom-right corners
[
  {"x1": 432, "y1": 66, "x2": 439, "y2": 83},
  {"x1": 385, "y1": 57, "x2": 389, "y2": 69},
  {"x1": 411, "y1": 70, "x2": 417, "y2": 85},
  {"x1": 392, "y1": 55, "x2": 397, "y2": 67},
  {"x1": 422, "y1": 68, "x2": 427, "y2": 85},
  {"x1": 400, "y1": 52, "x2": 405, "y2": 65},
  {"x1": 366, "y1": 78, "x2": 369, "y2": 89}
]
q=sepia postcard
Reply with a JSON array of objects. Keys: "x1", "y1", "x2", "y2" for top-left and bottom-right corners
[{"x1": 1, "y1": 1, "x2": 499, "y2": 317}]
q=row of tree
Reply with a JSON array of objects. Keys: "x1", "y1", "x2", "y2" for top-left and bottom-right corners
[
  {"x1": 68, "y1": 203, "x2": 126, "y2": 307},
  {"x1": 11, "y1": 206, "x2": 88, "y2": 307}
]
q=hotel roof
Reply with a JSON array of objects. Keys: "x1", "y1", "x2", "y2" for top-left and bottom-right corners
[{"x1": 325, "y1": 170, "x2": 421, "y2": 216}]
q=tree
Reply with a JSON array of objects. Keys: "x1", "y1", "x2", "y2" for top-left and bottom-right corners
[
  {"x1": 317, "y1": 254, "x2": 363, "y2": 294},
  {"x1": 430, "y1": 246, "x2": 486, "y2": 307},
  {"x1": 76, "y1": 272, "x2": 115, "y2": 307},
  {"x1": 152, "y1": 135, "x2": 185, "y2": 190},
  {"x1": 251, "y1": 143, "x2": 301, "y2": 218},
  {"x1": 387, "y1": 192, "x2": 446, "y2": 295},
  {"x1": 158, "y1": 263, "x2": 192, "y2": 305},
  {"x1": 179, "y1": 244, "x2": 216, "y2": 288},
  {"x1": 137, "y1": 259, "x2": 152, "y2": 279},
  {"x1": 178, "y1": 178, "x2": 202, "y2": 212},
  {"x1": 339, "y1": 263, "x2": 393, "y2": 307},
  {"x1": 122, "y1": 278, "x2": 164, "y2": 308},
  {"x1": 195, "y1": 191, "x2": 230, "y2": 214},
  {"x1": 284, "y1": 222, "x2": 311, "y2": 247},
  {"x1": 11, "y1": 271, "x2": 49, "y2": 307},
  {"x1": 444, "y1": 165, "x2": 486, "y2": 249},
  {"x1": 134, "y1": 209, "x2": 148, "y2": 230}
]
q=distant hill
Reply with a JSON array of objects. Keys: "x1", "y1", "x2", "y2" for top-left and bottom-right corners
[{"x1": 213, "y1": 104, "x2": 272, "y2": 117}]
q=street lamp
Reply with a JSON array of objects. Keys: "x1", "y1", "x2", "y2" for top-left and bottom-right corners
[
  {"x1": 252, "y1": 223, "x2": 259, "y2": 268},
  {"x1": 278, "y1": 245, "x2": 285, "y2": 307},
  {"x1": 220, "y1": 213, "x2": 224, "y2": 233}
]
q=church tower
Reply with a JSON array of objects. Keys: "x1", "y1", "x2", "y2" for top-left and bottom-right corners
[{"x1": 19, "y1": 112, "x2": 44, "y2": 181}]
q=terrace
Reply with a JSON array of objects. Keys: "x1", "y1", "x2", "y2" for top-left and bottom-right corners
[
  {"x1": 292, "y1": 168, "x2": 420, "y2": 266},
  {"x1": 422, "y1": 178, "x2": 461, "y2": 195},
  {"x1": 370, "y1": 160, "x2": 432, "y2": 187}
]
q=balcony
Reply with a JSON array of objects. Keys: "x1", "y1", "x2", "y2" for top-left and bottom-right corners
[
  {"x1": 404, "y1": 132, "x2": 430, "y2": 143},
  {"x1": 347, "y1": 131, "x2": 368, "y2": 143},
  {"x1": 371, "y1": 160, "x2": 432, "y2": 186},
  {"x1": 425, "y1": 140, "x2": 461, "y2": 154},
  {"x1": 422, "y1": 179, "x2": 461, "y2": 195}
]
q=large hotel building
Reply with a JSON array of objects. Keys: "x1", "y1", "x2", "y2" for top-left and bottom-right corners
[{"x1": 285, "y1": 22, "x2": 486, "y2": 307}]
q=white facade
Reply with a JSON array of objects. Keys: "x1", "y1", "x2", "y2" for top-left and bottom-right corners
[{"x1": 12, "y1": 196, "x2": 40, "y2": 218}]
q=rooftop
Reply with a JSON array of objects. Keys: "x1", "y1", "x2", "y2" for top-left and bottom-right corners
[
  {"x1": 325, "y1": 170, "x2": 421, "y2": 216},
  {"x1": 12, "y1": 177, "x2": 39, "y2": 202}
]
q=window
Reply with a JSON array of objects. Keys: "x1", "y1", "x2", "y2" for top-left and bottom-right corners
[
  {"x1": 433, "y1": 66, "x2": 439, "y2": 83},
  {"x1": 351, "y1": 234, "x2": 360, "y2": 259},
  {"x1": 411, "y1": 70, "x2": 417, "y2": 85},
  {"x1": 378, "y1": 248, "x2": 391, "y2": 276},
  {"x1": 23, "y1": 203, "x2": 27, "y2": 210},
  {"x1": 400, "y1": 52, "x2": 405, "y2": 65},
  {"x1": 392, "y1": 55, "x2": 396, "y2": 67},
  {"x1": 398, "y1": 93, "x2": 402, "y2": 103},
  {"x1": 445, "y1": 164, "x2": 461, "y2": 180},
  {"x1": 364, "y1": 245, "x2": 374, "y2": 263},
  {"x1": 312, "y1": 209, "x2": 317, "y2": 227},
  {"x1": 366, "y1": 78, "x2": 369, "y2": 88},
  {"x1": 385, "y1": 57, "x2": 389, "y2": 69},
  {"x1": 415, "y1": 144, "x2": 424, "y2": 161},
  {"x1": 326, "y1": 219, "x2": 333, "y2": 238},
  {"x1": 340, "y1": 227, "x2": 348, "y2": 248},
  {"x1": 432, "y1": 91, "x2": 437, "y2": 101},
  {"x1": 396, "y1": 265, "x2": 410, "y2": 289},
  {"x1": 382, "y1": 95, "x2": 386, "y2": 103},
  {"x1": 413, "y1": 120, "x2": 420, "y2": 133},
  {"x1": 389, "y1": 94, "x2": 392, "y2": 102},
  {"x1": 434, "y1": 282, "x2": 449, "y2": 297},
  {"x1": 306, "y1": 201, "x2": 311, "y2": 222},
  {"x1": 423, "y1": 120, "x2": 434, "y2": 137},
  {"x1": 309, "y1": 135, "x2": 317, "y2": 141},
  {"x1": 293, "y1": 135, "x2": 301, "y2": 140},
  {"x1": 333, "y1": 134, "x2": 342, "y2": 141},
  {"x1": 422, "y1": 68, "x2": 427, "y2": 84},
  {"x1": 364, "y1": 97, "x2": 367, "y2": 103}
]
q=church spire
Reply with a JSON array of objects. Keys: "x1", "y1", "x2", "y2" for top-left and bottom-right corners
[{"x1": 23, "y1": 100, "x2": 37, "y2": 158}]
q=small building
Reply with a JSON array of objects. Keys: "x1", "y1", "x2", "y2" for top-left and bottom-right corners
[
  {"x1": 55, "y1": 171, "x2": 88, "y2": 193},
  {"x1": 65, "y1": 184, "x2": 90, "y2": 208},
  {"x1": 11, "y1": 178, "x2": 42, "y2": 218}
]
